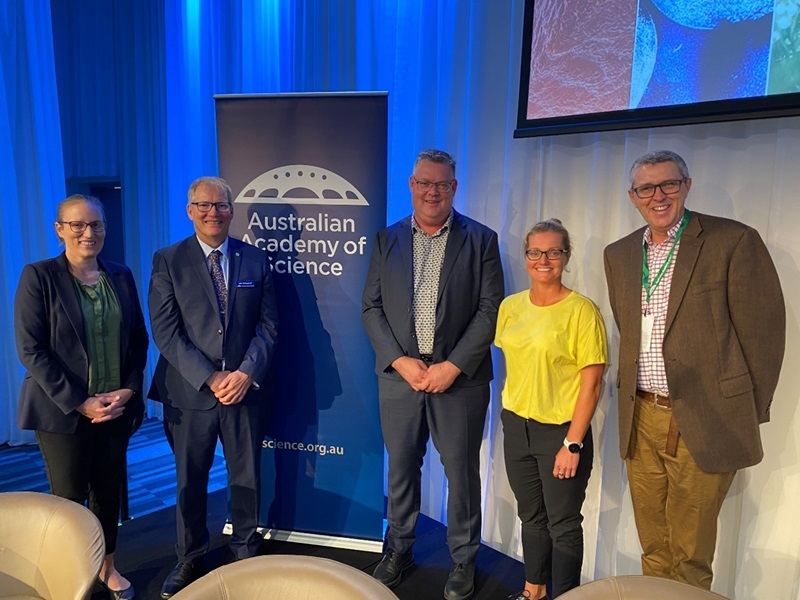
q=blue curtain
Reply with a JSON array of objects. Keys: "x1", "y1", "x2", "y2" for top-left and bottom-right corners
[
  {"x1": 0, "y1": 0, "x2": 64, "y2": 445},
  {"x1": 0, "y1": 0, "x2": 512, "y2": 434}
]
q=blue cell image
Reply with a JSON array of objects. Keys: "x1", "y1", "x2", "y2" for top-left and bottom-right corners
[
  {"x1": 651, "y1": 0, "x2": 773, "y2": 30},
  {"x1": 630, "y1": 7, "x2": 658, "y2": 108},
  {"x1": 634, "y1": 0, "x2": 772, "y2": 107}
]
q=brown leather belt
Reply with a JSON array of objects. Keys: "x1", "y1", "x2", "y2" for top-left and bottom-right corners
[
  {"x1": 636, "y1": 389, "x2": 679, "y2": 456},
  {"x1": 636, "y1": 389, "x2": 672, "y2": 409}
]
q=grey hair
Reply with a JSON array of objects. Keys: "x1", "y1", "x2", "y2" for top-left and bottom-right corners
[
  {"x1": 524, "y1": 218, "x2": 572, "y2": 255},
  {"x1": 188, "y1": 176, "x2": 233, "y2": 205},
  {"x1": 413, "y1": 149, "x2": 456, "y2": 177},
  {"x1": 628, "y1": 150, "x2": 690, "y2": 187}
]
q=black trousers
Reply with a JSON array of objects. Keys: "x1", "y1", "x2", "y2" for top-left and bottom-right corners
[
  {"x1": 502, "y1": 409, "x2": 593, "y2": 598},
  {"x1": 379, "y1": 379, "x2": 489, "y2": 564},
  {"x1": 36, "y1": 412, "x2": 136, "y2": 554},
  {"x1": 164, "y1": 401, "x2": 263, "y2": 563}
]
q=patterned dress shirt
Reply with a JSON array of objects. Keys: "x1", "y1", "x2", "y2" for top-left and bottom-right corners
[
  {"x1": 637, "y1": 219, "x2": 684, "y2": 395},
  {"x1": 411, "y1": 211, "x2": 453, "y2": 356}
]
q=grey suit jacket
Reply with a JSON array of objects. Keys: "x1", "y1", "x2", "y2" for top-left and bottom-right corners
[
  {"x1": 14, "y1": 254, "x2": 149, "y2": 433},
  {"x1": 604, "y1": 211, "x2": 785, "y2": 472},
  {"x1": 362, "y1": 210, "x2": 504, "y2": 387},
  {"x1": 148, "y1": 236, "x2": 278, "y2": 410}
]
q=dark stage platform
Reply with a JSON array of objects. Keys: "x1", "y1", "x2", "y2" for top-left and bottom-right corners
[{"x1": 102, "y1": 488, "x2": 524, "y2": 600}]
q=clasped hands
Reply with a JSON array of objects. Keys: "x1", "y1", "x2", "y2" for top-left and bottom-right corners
[
  {"x1": 205, "y1": 370, "x2": 253, "y2": 405},
  {"x1": 392, "y1": 356, "x2": 461, "y2": 393},
  {"x1": 77, "y1": 388, "x2": 134, "y2": 424}
]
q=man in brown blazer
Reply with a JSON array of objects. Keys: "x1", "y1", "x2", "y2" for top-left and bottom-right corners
[{"x1": 604, "y1": 150, "x2": 785, "y2": 590}]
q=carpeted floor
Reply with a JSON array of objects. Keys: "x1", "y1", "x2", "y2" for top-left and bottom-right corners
[{"x1": 0, "y1": 418, "x2": 228, "y2": 517}]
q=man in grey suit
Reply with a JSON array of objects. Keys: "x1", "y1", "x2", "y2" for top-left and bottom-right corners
[
  {"x1": 362, "y1": 149, "x2": 504, "y2": 600},
  {"x1": 604, "y1": 150, "x2": 785, "y2": 590},
  {"x1": 148, "y1": 177, "x2": 279, "y2": 598}
]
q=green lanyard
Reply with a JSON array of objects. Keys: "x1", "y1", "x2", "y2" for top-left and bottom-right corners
[{"x1": 642, "y1": 209, "x2": 690, "y2": 306}]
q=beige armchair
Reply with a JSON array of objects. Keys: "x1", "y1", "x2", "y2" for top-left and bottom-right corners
[
  {"x1": 0, "y1": 491, "x2": 105, "y2": 600},
  {"x1": 559, "y1": 575, "x2": 730, "y2": 599},
  {"x1": 171, "y1": 554, "x2": 399, "y2": 600}
]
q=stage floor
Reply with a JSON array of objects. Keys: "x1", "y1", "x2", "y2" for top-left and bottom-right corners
[{"x1": 0, "y1": 419, "x2": 524, "y2": 599}]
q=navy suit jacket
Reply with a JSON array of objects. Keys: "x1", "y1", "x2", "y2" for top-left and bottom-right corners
[
  {"x1": 14, "y1": 254, "x2": 149, "y2": 433},
  {"x1": 362, "y1": 211, "x2": 504, "y2": 387},
  {"x1": 148, "y1": 236, "x2": 278, "y2": 409}
]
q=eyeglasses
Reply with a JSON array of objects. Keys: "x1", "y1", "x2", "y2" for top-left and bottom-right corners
[
  {"x1": 190, "y1": 202, "x2": 232, "y2": 213},
  {"x1": 631, "y1": 179, "x2": 687, "y2": 199},
  {"x1": 58, "y1": 220, "x2": 106, "y2": 234},
  {"x1": 413, "y1": 178, "x2": 455, "y2": 193},
  {"x1": 525, "y1": 248, "x2": 568, "y2": 261}
]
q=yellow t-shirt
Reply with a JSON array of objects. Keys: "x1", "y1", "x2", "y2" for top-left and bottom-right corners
[{"x1": 495, "y1": 290, "x2": 608, "y2": 424}]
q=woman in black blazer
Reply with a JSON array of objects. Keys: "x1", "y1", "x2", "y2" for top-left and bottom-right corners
[{"x1": 14, "y1": 195, "x2": 148, "y2": 600}]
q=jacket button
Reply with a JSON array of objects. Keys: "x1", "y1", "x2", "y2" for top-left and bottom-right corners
[{"x1": 217, "y1": 329, "x2": 223, "y2": 335}]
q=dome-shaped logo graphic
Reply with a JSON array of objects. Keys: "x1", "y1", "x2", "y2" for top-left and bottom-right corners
[{"x1": 235, "y1": 165, "x2": 369, "y2": 206}]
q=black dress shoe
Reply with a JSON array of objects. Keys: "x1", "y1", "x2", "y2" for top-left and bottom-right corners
[
  {"x1": 160, "y1": 562, "x2": 201, "y2": 599},
  {"x1": 507, "y1": 592, "x2": 549, "y2": 600},
  {"x1": 98, "y1": 577, "x2": 135, "y2": 600},
  {"x1": 372, "y1": 549, "x2": 414, "y2": 588},
  {"x1": 444, "y1": 563, "x2": 475, "y2": 600}
]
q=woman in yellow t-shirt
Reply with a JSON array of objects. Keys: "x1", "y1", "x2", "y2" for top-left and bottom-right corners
[{"x1": 496, "y1": 219, "x2": 608, "y2": 600}]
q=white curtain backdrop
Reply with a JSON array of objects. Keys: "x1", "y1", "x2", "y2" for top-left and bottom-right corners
[
  {"x1": 474, "y1": 118, "x2": 800, "y2": 600},
  {"x1": 2, "y1": 1, "x2": 799, "y2": 597}
]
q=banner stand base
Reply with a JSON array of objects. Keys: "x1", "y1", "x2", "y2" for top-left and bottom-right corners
[{"x1": 222, "y1": 522, "x2": 383, "y2": 553}]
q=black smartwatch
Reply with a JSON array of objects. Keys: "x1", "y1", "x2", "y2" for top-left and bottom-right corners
[{"x1": 563, "y1": 437, "x2": 583, "y2": 454}]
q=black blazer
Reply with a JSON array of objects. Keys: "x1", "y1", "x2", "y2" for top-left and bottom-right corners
[
  {"x1": 14, "y1": 253, "x2": 149, "y2": 434},
  {"x1": 362, "y1": 210, "x2": 504, "y2": 387},
  {"x1": 147, "y1": 236, "x2": 279, "y2": 410}
]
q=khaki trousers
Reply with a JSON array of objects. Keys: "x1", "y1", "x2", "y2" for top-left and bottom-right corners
[{"x1": 626, "y1": 395, "x2": 735, "y2": 590}]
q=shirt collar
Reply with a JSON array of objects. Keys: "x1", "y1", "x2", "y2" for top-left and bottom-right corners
[
  {"x1": 643, "y1": 213, "x2": 685, "y2": 247},
  {"x1": 196, "y1": 236, "x2": 229, "y2": 259},
  {"x1": 411, "y1": 210, "x2": 454, "y2": 237}
]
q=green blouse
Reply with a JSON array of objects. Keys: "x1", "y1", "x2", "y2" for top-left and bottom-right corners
[{"x1": 72, "y1": 271, "x2": 122, "y2": 395}]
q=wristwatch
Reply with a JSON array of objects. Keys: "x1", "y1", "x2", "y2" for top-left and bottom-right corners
[{"x1": 563, "y1": 438, "x2": 583, "y2": 454}]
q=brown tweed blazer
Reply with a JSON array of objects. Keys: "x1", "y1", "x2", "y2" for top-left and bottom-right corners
[{"x1": 604, "y1": 211, "x2": 785, "y2": 473}]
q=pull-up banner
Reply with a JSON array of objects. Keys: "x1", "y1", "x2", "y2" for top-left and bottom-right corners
[{"x1": 215, "y1": 93, "x2": 387, "y2": 548}]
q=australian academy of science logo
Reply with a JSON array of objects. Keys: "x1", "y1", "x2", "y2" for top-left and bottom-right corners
[
  {"x1": 236, "y1": 164, "x2": 368, "y2": 206},
  {"x1": 237, "y1": 165, "x2": 370, "y2": 277}
]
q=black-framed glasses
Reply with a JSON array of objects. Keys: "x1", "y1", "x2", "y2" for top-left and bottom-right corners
[
  {"x1": 190, "y1": 201, "x2": 232, "y2": 213},
  {"x1": 413, "y1": 178, "x2": 455, "y2": 193},
  {"x1": 58, "y1": 220, "x2": 105, "y2": 234},
  {"x1": 525, "y1": 248, "x2": 568, "y2": 260},
  {"x1": 631, "y1": 178, "x2": 687, "y2": 199}
]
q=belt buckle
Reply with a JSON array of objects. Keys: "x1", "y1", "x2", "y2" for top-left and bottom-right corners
[{"x1": 652, "y1": 392, "x2": 669, "y2": 409}]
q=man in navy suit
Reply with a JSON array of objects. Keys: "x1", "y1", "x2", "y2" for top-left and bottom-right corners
[
  {"x1": 362, "y1": 149, "x2": 504, "y2": 600},
  {"x1": 148, "y1": 177, "x2": 278, "y2": 598}
]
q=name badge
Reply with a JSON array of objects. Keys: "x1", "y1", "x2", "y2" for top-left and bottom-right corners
[
  {"x1": 640, "y1": 312, "x2": 655, "y2": 352},
  {"x1": 237, "y1": 280, "x2": 255, "y2": 288}
]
